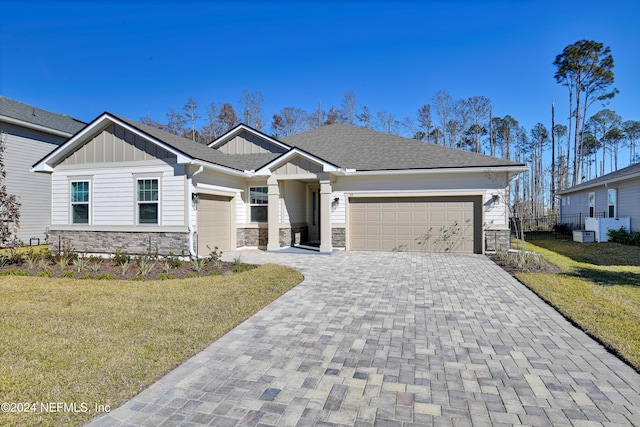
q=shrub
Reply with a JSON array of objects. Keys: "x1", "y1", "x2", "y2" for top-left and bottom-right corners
[
  {"x1": 209, "y1": 270, "x2": 222, "y2": 276},
  {"x1": 552, "y1": 223, "x2": 572, "y2": 235},
  {"x1": 97, "y1": 274, "x2": 114, "y2": 280},
  {"x1": 157, "y1": 273, "x2": 173, "y2": 280},
  {"x1": 61, "y1": 271, "x2": 75, "y2": 278},
  {"x1": 0, "y1": 255, "x2": 8, "y2": 268},
  {"x1": 163, "y1": 252, "x2": 183, "y2": 269},
  {"x1": 112, "y1": 249, "x2": 131, "y2": 266},
  {"x1": 73, "y1": 257, "x2": 89, "y2": 273},
  {"x1": 606, "y1": 227, "x2": 640, "y2": 246},
  {"x1": 80, "y1": 273, "x2": 92, "y2": 280},
  {"x1": 191, "y1": 257, "x2": 207, "y2": 272},
  {"x1": 1, "y1": 268, "x2": 29, "y2": 276},
  {"x1": 6, "y1": 248, "x2": 24, "y2": 264},
  {"x1": 231, "y1": 265, "x2": 245, "y2": 273},
  {"x1": 37, "y1": 270, "x2": 53, "y2": 277}
]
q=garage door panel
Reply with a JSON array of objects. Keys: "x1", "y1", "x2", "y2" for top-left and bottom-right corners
[
  {"x1": 350, "y1": 197, "x2": 478, "y2": 253},
  {"x1": 197, "y1": 195, "x2": 232, "y2": 253}
]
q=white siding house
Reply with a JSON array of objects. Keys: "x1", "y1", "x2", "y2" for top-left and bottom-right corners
[
  {"x1": 33, "y1": 113, "x2": 526, "y2": 256},
  {"x1": 558, "y1": 162, "x2": 640, "y2": 232}
]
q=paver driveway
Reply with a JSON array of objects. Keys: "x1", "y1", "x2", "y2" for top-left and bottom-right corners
[{"x1": 89, "y1": 250, "x2": 640, "y2": 426}]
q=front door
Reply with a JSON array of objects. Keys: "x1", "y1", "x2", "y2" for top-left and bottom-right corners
[{"x1": 308, "y1": 184, "x2": 320, "y2": 243}]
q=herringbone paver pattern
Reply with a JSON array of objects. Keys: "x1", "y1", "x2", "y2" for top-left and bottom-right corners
[{"x1": 88, "y1": 251, "x2": 640, "y2": 426}]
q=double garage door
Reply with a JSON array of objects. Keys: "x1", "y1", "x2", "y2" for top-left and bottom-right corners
[
  {"x1": 349, "y1": 197, "x2": 481, "y2": 253},
  {"x1": 197, "y1": 194, "x2": 232, "y2": 253}
]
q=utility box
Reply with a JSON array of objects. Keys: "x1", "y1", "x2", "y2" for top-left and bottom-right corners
[
  {"x1": 573, "y1": 230, "x2": 595, "y2": 243},
  {"x1": 584, "y1": 217, "x2": 630, "y2": 242}
]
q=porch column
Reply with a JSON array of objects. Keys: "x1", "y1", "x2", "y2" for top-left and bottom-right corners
[
  {"x1": 267, "y1": 177, "x2": 281, "y2": 251},
  {"x1": 319, "y1": 179, "x2": 333, "y2": 253}
]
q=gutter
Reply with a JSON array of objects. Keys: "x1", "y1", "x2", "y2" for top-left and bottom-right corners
[
  {"x1": 343, "y1": 165, "x2": 528, "y2": 176},
  {"x1": 187, "y1": 165, "x2": 204, "y2": 259}
]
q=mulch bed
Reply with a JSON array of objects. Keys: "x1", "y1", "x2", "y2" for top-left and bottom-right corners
[
  {"x1": 0, "y1": 255, "x2": 257, "y2": 280},
  {"x1": 487, "y1": 252, "x2": 562, "y2": 275}
]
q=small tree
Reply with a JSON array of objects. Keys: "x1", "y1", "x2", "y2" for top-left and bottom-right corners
[{"x1": 0, "y1": 131, "x2": 20, "y2": 247}]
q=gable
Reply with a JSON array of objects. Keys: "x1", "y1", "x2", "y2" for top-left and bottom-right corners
[
  {"x1": 59, "y1": 123, "x2": 177, "y2": 166},
  {"x1": 272, "y1": 154, "x2": 324, "y2": 175},
  {"x1": 216, "y1": 129, "x2": 287, "y2": 155}
]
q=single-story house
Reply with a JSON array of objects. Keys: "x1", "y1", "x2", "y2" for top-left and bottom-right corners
[
  {"x1": 0, "y1": 97, "x2": 86, "y2": 243},
  {"x1": 557, "y1": 162, "x2": 640, "y2": 233},
  {"x1": 32, "y1": 112, "x2": 526, "y2": 256}
]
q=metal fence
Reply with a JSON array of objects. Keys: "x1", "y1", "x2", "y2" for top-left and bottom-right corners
[{"x1": 511, "y1": 212, "x2": 606, "y2": 240}]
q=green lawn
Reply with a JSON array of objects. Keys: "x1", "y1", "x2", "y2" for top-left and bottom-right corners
[
  {"x1": 516, "y1": 240, "x2": 640, "y2": 371},
  {"x1": 0, "y1": 264, "x2": 303, "y2": 427}
]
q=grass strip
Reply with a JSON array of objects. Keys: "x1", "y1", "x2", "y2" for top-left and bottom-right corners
[
  {"x1": 516, "y1": 240, "x2": 640, "y2": 371},
  {"x1": 0, "y1": 263, "x2": 303, "y2": 426}
]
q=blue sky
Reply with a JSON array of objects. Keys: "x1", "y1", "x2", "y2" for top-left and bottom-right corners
[{"x1": 1, "y1": 0, "x2": 639, "y2": 150}]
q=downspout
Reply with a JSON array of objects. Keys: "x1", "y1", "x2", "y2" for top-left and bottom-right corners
[{"x1": 187, "y1": 165, "x2": 204, "y2": 258}]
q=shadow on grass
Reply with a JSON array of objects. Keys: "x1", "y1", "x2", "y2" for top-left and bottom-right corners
[
  {"x1": 528, "y1": 240, "x2": 640, "y2": 267},
  {"x1": 568, "y1": 267, "x2": 640, "y2": 287}
]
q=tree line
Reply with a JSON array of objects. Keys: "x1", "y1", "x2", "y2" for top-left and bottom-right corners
[{"x1": 139, "y1": 39, "x2": 637, "y2": 220}]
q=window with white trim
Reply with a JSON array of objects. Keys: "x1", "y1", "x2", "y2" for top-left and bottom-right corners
[
  {"x1": 70, "y1": 181, "x2": 90, "y2": 224},
  {"x1": 588, "y1": 192, "x2": 595, "y2": 217},
  {"x1": 249, "y1": 186, "x2": 268, "y2": 222},
  {"x1": 137, "y1": 179, "x2": 159, "y2": 224},
  {"x1": 608, "y1": 189, "x2": 617, "y2": 218}
]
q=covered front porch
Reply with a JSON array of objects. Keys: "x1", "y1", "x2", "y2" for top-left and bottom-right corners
[{"x1": 265, "y1": 174, "x2": 334, "y2": 253}]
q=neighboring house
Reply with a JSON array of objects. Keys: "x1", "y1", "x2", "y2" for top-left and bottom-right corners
[
  {"x1": 32, "y1": 112, "x2": 526, "y2": 256},
  {"x1": 0, "y1": 97, "x2": 86, "y2": 243},
  {"x1": 557, "y1": 162, "x2": 640, "y2": 231}
]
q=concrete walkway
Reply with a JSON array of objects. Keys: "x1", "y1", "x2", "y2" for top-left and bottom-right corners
[{"x1": 88, "y1": 250, "x2": 640, "y2": 426}]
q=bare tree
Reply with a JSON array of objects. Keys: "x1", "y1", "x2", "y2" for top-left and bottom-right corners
[
  {"x1": 623, "y1": 120, "x2": 640, "y2": 164},
  {"x1": 467, "y1": 96, "x2": 491, "y2": 152},
  {"x1": 183, "y1": 97, "x2": 200, "y2": 142},
  {"x1": 239, "y1": 90, "x2": 264, "y2": 130},
  {"x1": 166, "y1": 108, "x2": 187, "y2": 136},
  {"x1": 432, "y1": 90, "x2": 453, "y2": 147},
  {"x1": 218, "y1": 103, "x2": 239, "y2": 134},
  {"x1": 376, "y1": 111, "x2": 398, "y2": 134},
  {"x1": 325, "y1": 106, "x2": 344, "y2": 125},
  {"x1": 341, "y1": 90, "x2": 357, "y2": 125},
  {"x1": 0, "y1": 131, "x2": 20, "y2": 247},
  {"x1": 271, "y1": 107, "x2": 307, "y2": 137},
  {"x1": 140, "y1": 114, "x2": 165, "y2": 130},
  {"x1": 416, "y1": 104, "x2": 432, "y2": 143},
  {"x1": 357, "y1": 105, "x2": 372, "y2": 129}
]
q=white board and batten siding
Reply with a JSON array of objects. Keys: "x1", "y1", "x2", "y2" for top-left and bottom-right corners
[{"x1": 51, "y1": 164, "x2": 186, "y2": 228}]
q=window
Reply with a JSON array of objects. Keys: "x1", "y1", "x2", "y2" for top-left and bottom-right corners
[
  {"x1": 249, "y1": 186, "x2": 268, "y2": 222},
  {"x1": 137, "y1": 179, "x2": 159, "y2": 224},
  {"x1": 588, "y1": 192, "x2": 595, "y2": 217},
  {"x1": 562, "y1": 196, "x2": 570, "y2": 207},
  {"x1": 70, "y1": 181, "x2": 90, "y2": 224},
  {"x1": 608, "y1": 189, "x2": 617, "y2": 218}
]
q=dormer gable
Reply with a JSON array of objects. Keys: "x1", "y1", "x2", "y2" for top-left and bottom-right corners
[{"x1": 208, "y1": 124, "x2": 290, "y2": 155}]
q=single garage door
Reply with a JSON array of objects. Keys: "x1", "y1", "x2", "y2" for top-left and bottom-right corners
[
  {"x1": 349, "y1": 197, "x2": 481, "y2": 253},
  {"x1": 197, "y1": 194, "x2": 232, "y2": 254}
]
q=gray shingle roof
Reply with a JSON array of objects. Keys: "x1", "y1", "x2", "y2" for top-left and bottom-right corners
[
  {"x1": 557, "y1": 162, "x2": 640, "y2": 194},
  {"x1": 0, "y1": 96, "x2": 86, "y2": 135},
  {"x1": 114, "y1": 115, "x2": 280, "y2": 171},
  {"x1": 283, "y1": 123, "x2": 524, "y2": 170}
]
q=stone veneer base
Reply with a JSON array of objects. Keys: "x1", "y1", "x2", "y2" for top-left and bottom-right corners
[
  {"x1": 485, "y1": 229, "x2": 511, "y2": 252},
  {"x1": 49, "y1": 230, "x2": 190, "y2": 256}
]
